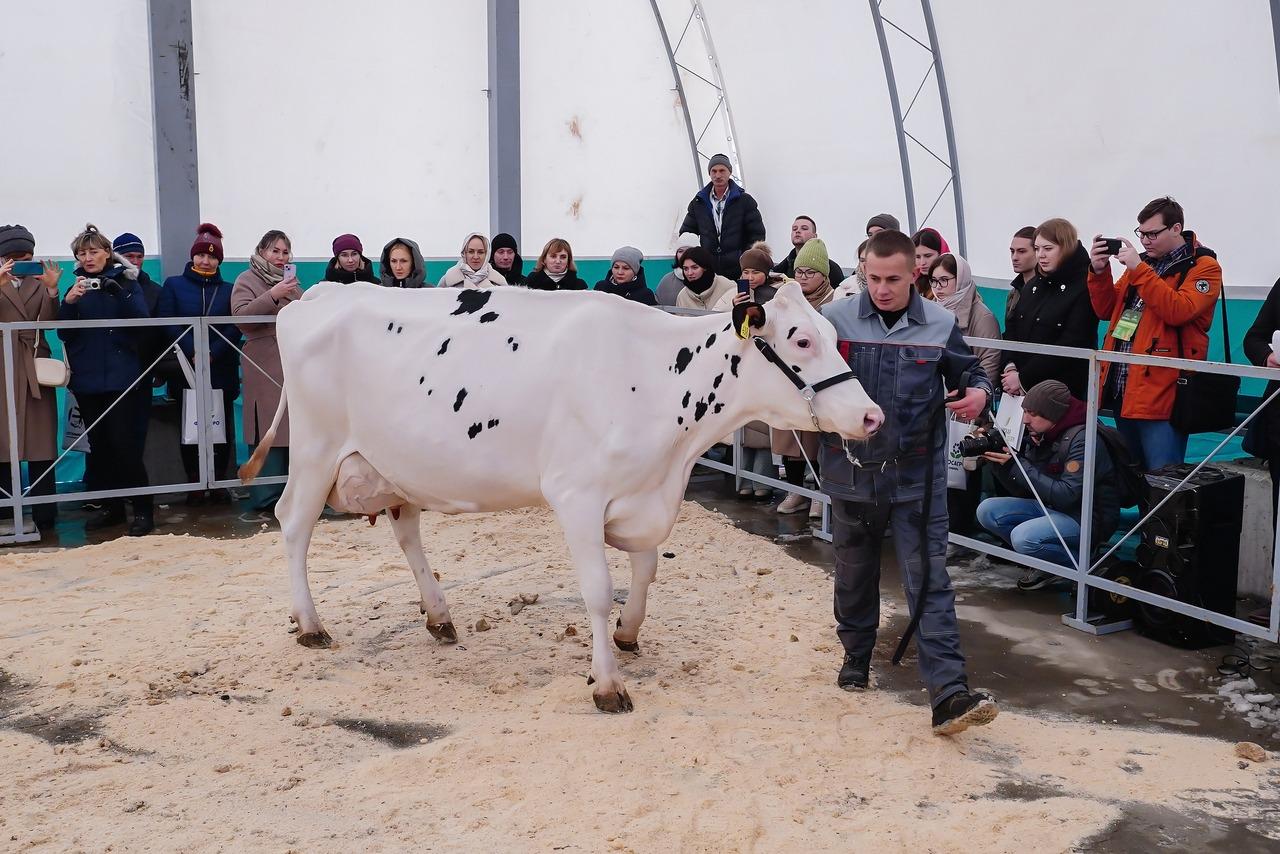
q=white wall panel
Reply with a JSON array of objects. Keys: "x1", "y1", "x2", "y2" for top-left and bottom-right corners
[
  {"x1": 191, "y1": 0, "x2": 488, "y2": 258},
  {"x1": 519, "y1": 0, "x2": 692, "y2": 259},
  {"x1": 934, "y1": 0, "x2": 1280, "y2": 288},
  {"x1": 0, "y1": 0, "x2": 156, "y2": 255}
]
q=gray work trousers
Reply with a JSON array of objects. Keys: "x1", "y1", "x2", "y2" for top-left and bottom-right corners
[{"x1": 831, "y1": 482, "x2": 968, "y2": 707}]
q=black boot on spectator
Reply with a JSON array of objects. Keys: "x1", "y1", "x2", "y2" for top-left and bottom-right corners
[
  {"x1": 128, "y1": 511, "x2": 154, "y2": 537},
  {"x1": 208, "y1": 488, "x2": 233, "y2": 505},
  {"x1": 837, "y1": 653, "x2": 870, "y2": 691},
  {"x1": 85, "y1": 504, "x2": 126, "y2": 532}
]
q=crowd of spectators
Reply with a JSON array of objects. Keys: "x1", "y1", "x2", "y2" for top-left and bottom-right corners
[{"x1": 0, "y1": 152, "x2": 1268, "y2": 563}]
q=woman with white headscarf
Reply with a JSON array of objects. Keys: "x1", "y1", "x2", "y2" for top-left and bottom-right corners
[{"x1": 438, "y1": 233, "x2": 508, "y2": 288}]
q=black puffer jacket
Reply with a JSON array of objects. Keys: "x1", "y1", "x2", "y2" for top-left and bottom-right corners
[
  {"x1": 1244, "y1": 277, "x2": 1280, "y2": 457},
  {"x1": 677, "y1": 180, "x2": 765, "y2": 280},
  {"x1": 1003, "y1": 243, "x2": 1099, "y2": 398},
  {"x1": 525, "y1": 269, "x2": 587, "y2": 291},
  {"x1": 323, "y1": 255, "x2": 378, "y2": 284},
  {"x1": 595, "y1": 269, "x2": 656, "y2": 305}
]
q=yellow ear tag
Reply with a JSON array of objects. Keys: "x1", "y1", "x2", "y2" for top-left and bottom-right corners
[{"x1": 737, "y1": 315, "x2": 752, "y2": 340}]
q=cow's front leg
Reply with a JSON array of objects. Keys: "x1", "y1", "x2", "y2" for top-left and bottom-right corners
[
  {"x1": 614, "y1": 548, "x2": 658, "y2": 652},
  {"x1": 388, "y1": 506, "x2": 456, "y2": 642},
  {"x1": 554, "y1": 503, "x2": 632, "y2": 713}
]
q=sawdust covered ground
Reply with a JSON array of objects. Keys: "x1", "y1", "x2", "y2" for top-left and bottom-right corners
[{"x1": 1, "y1": 503, "x2": 1277, "y2": 852}]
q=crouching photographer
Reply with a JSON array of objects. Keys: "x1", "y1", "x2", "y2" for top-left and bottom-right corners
[{"x1": 975, "y1": 380, "x2": 1121, "y2": 591}]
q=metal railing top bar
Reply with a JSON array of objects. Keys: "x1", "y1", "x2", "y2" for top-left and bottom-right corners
[
  {"x1": 1, "y1": 314, "x2": 280, "y2": 330},
  {"x1": 966, "y1": 335, "x2": 1280, "y2": 381}
]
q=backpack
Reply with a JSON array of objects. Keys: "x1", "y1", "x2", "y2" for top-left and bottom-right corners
[{"x1": 1061, "y1": 422, "x2": 1147, "y2": 509}]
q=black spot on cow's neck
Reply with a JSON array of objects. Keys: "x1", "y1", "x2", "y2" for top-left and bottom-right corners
[
  {"x1": 396, "y1": 326, "x2": 403, "y2": 334},
  {"x1": 694, "y1": 399, "x2": 708, "y2": 421},
  {"x1": 673, "y1": 347, "x2": 694, "y2": 374},
  {"x1": 418, "y1": 376, "x2": 425, "y2": 385},
  {"x1": 480, "y1": 311, "x2": 499, "y2": 323},
  {"x1": 427, "y1": 389, "x2": 433, "y2": 396},
  {"x1": 787, "y1": 326, "x2": 797, "y2": 340},
  {"x1": 437, "y1": 338, "x2": 450, "y2": 356},
  {"x1": 487, "y1": 418, "x2": 500, "y2": 429},
  {"x1": 682, "y1": 391, "x2": 691, "y2": 408},
  {"x1": 791, "y1": 365, "x2": 801, "y2": 373},
  {"x1": 631, "y1": 386, "x2": 636, "y2": 392},
  {"x1": 677, "y1": 416, "x2": 684, "y2": 425},
  {"x1": 705, "y1": 332, "x2": 717, "y2": 349},
  {"x1": 708, "y1": 392, "x2": 716, "y2": 404},
  {"x1": 508, "y1": 336, "x2": 519, "y2": 352},
  {"x1": 467, "y1": 423, "x2": 483, "y2": 439},
  {"x1": 386, "y1": 321, "x2": 393, "y2": 331},
  {"x1": 713, "y1": 402, "x2": 724, "y2": 414},
  {"x1": 729, "y1": 355, "x2": 741, "y2": 377},
  {"x1": 451, "y1": 290, "x2": 492, "y2": 315},
  {"x1": 695, "y1": 346, "x2": 701, "y2": 354},
  {"x1": 713, "y1": 373, "x2": 723, "y2": 389},
  {"x1": 453, "y1": 388, "x2": 468, "y2": 412}
]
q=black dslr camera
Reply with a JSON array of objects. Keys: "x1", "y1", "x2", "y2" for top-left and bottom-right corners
[{"x1": 959, "y1": 431, "x2": 1006, "y2": 457}]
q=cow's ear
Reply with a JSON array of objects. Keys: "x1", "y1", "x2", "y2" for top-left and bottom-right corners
[{"x1": 732, "y1": 302, "x2": 766, "y2": 339}]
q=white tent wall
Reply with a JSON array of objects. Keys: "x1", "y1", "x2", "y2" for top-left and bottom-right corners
[
  {"x1": 933, "y1": 0, "x2": 1280, "y2": 293},
  {"x1": 700, "y1": 0, "x2": 906, "y2": 266},
  {"x1": 0, "y1": 0, "x2": 158, "y2": 254},
  {"x1": 519, "y1": 0, "x2": 693, "y2": 259},
  {"x1": 190, "y1": 0, "x2": 489, "y2": 259}
]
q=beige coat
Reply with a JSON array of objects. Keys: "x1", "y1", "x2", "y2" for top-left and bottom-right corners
[
  {"x1": 676, "y1": 275, "x2": 736, "y2": 311},
  {"x1": 948, "y1": 285, "x2": 1002, "y2": 388},
  {"x1": 232, "y1": 269, "x2": 297, "y2": 445},
  {"x1": 0, "y1": 279, "x2": 59, "y2": 462}
]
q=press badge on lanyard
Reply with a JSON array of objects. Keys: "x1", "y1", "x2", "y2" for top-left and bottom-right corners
[{"x1": 1113, "y1": 308, "x2": 1142, "y2": 342}]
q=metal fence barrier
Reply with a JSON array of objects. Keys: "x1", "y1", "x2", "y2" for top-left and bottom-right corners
[{"x1": 5, "y1": 311, "x2": 1279, "y2": 646}]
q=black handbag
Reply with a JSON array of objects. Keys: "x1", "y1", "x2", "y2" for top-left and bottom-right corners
[{"x1": 1168, "y1": 276, "x2": 1238, "y2": 434}]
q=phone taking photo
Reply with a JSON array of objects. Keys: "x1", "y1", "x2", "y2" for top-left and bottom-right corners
[
  {"x1": 736, "y1": 279, "x2": 750, "y2": 297},
  {"x1": 283, "y1": 263, "x2": 298, "y2": 280},
  {"x1": 11, "y1": 260, "x2": 43, "y2": 277},
  {"x1": 1101, "y1": 238, "x2": 1122, "y2": 256}
]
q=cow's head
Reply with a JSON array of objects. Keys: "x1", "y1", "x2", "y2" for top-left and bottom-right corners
[{"x1": 736, "y1": 281, "x2": 883, "y2": 439}]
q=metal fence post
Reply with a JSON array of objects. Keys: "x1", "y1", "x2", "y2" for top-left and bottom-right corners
[
  {"x1": 192, "y1": 320, "x2": 212, "y2": 487},
  {"x1": 2, "y1": 326, "x2": 28, "y2": 540}
]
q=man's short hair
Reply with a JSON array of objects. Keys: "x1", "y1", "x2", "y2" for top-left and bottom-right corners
[
  {"x1": 1013, "y1": 225, "x2": 1036, "y2": 241},
  {"x1": 794, "y1": 215, "x2": 816, "y2": 229},
  {"x1": 1138, "y1": 196, "x2": 1184, "y2": 228},
  {"x1": 865, "y1": 229, "x2": 915, "y2": 264}
]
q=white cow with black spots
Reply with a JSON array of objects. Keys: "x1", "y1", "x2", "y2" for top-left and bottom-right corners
[{"x1": 240, "y1": 281, "x2": 883, "y2": 712}]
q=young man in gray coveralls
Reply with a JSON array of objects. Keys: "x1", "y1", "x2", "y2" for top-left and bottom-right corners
[{"x1": 819, "y1": 229, "x2": 999, "y2": 735}]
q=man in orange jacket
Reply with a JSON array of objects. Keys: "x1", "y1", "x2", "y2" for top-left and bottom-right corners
[{"x1": 1087, "y1": 197, "x2": 1222, "y2": 470}]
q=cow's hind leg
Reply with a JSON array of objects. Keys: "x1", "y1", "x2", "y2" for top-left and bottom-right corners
[
  {"x1": 274, "y1": 466, "x2": 335, "y2": 649},
  {"x1": 553, "y1": 502, "x2": 632, "y2": 713},
  {"x1": 614, "y1": 548, "x2": 658, "y2": 653},
  {"x1": 387, "y1": 506, "x2": 456, "y2": 643}
]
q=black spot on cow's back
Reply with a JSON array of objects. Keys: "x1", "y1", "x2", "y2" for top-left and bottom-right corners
[
  {"x1": 480, "y1": 311, "x2": 499, "y2": 323},
  {"x1": 467, "y1": 423, "x2": 483, "y2": 439},
  {"x1": 386, "y1": 321, "x2": 393, "y2": 331},
  {"x1": 705, "y1": 333, "x2": 717, "y2": 349},
  {"x1": 713, "y1": 403, "x2": 724, "y2": 414},
  {"x1": 677, "y1": 416, "x2": 684, "y2": 425},
  {"x1": 437, "y1": 338, "x2": 450, "y2": 356},
  {"x1": 507, "y1": 336, "x2": 519, "y2": 352},
  {"x1": 451, "y1": 290, "x2": 492, "y2": 316},
  {"x1": 673, "y1": 347, "x2": 694, "y2": 374},
  {"x1": 713, "y1": 373, "x2": 723, "y2": 389},
  {"x1": 631, "y1": 386, "x2": 636, "y2": 392},
  {"x1": 396, "y1": 326, "x2": 403, "y2": 334},
  {"x1": 694, "y1": 399, "x2": 708, "y2": 421},
  {"x1": 427, "y1": 389, "x2": 433, "y2": 396},
  {"x1": 487, "y1": 418, "x2": 500, "y2": 429},
  {"x1": 729, "y1": 355, "x2": 741, "y2": 377},
  {"x1": 453, "y1": 388, "x2": 468, "y2": 412},
  {"x1": 682, "y1": 391, "x2": 691, "y2": 408},
  {"x1": 708, "y1": 392, "x2": 716, "y2": 404},
  {"x1": 695, "y1": 346, "x2": 701, "y2": 354},
  {"x1": 419, "y1": 376, "x2": 424, "y2": 385}
]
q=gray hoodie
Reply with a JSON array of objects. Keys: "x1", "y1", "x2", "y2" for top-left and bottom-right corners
[{"x1": 379, "y1": 237, "x2": 431, "y2": 288}]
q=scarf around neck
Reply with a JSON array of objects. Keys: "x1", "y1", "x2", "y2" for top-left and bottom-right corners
[
  {"x1": 250, "y1": 252, "x2": 285, "y2": 285},
  {"x1": 800, "y1": 277, "x2": 833, "y2": 310},
  {"x1": 451, "y1": 232, "x2": 496, "y2": 287}
]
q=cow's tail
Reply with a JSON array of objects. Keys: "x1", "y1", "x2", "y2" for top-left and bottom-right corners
[{"x1": 238, "y1": 390, "x2": 287, "y2": 484}]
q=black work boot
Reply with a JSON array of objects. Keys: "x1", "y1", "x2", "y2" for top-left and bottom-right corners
[
  {"x1": 837, "y1": 653, "x2": 871, "y2": 691},
  {"x1": 931, "y1": 690, "x2": 999, "y2": 735},
  {"x1": 85, "y1": 505, "x2": 126, "y2": 532}
]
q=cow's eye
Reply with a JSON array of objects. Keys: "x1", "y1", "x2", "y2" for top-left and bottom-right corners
[{"x1": 796, "y1": 338, "x2": 812, "y2": 349}]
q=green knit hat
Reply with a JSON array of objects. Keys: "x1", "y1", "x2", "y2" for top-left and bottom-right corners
[{"x1": 794, "y1": 238, "x2": 829, "y2": 277}]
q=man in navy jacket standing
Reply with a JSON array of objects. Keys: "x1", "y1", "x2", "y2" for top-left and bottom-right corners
[
  {"x1": 819, "y1": 229, "x2": 999, "y2": 735},
  {"x1": 678, "y1": 153, "x2": 765, "y2": 281}
]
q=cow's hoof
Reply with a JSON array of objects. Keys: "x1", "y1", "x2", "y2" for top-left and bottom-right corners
[
  {"x1": 593, "y1": 687, "x2": 634, "y2": 714},
  {"x1": 613, "y1": 617, "x2": 640, "y2": 652},
  {"x1": 296, "y1": 630, "x2": 333, "y2": 649},
  {"x1": 427, "y1": 621, "x2": 458, "y2": 644}
]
